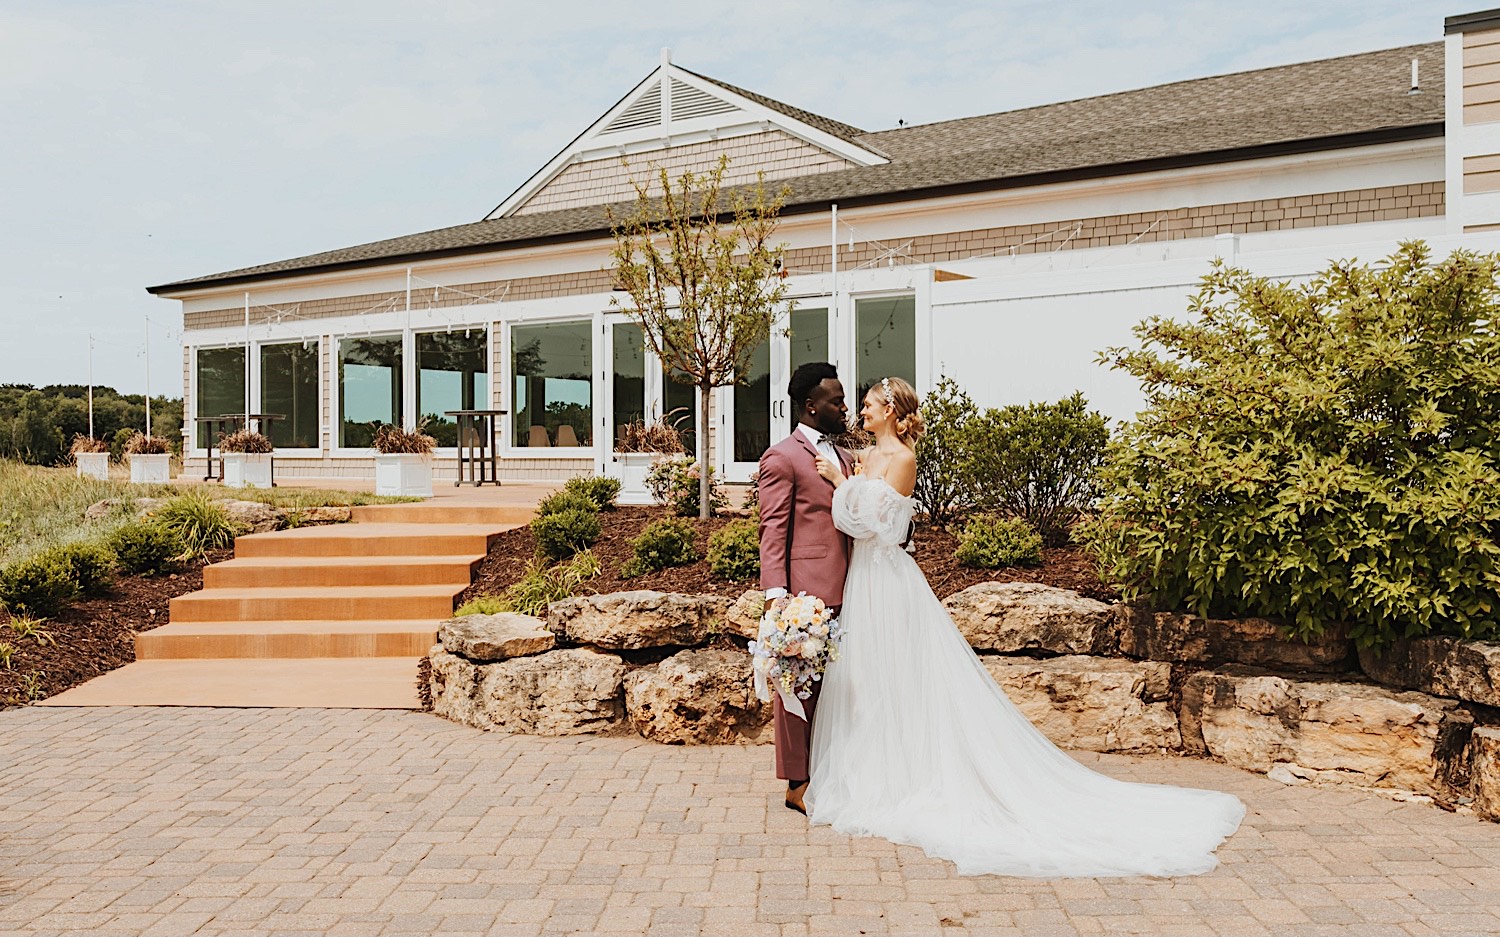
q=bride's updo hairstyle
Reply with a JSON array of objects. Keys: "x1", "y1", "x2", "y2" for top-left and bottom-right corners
[{"x1": 879, "y1": 377, "x2": 926, "y2": 448}]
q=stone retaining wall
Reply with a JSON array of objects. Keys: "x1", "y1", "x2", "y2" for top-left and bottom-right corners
[{"x1": 427, "y1": 584, "x2": 1500, "y2": 821}]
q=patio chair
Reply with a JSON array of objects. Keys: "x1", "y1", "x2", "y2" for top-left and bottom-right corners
[
  {"x1": 528, "y1": 425, "x2": 551, "y2": 447},
  {"x1": 555, "y1": 425, "x2": 581, "y2": 447}
]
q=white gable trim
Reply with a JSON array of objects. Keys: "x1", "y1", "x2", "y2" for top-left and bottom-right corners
[{"x1": 486, "y1": 63, "x2": 886, "y2": 220}]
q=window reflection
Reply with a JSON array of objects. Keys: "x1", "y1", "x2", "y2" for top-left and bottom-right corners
[
  {"x1": 195, "y1": 346, "x2": 246, "y2": 448},
  {"x1": 417, "y1": 330, "x2": 488, "y2": 447},
  {"x1": 338, "y1": 335, "x2": 403, "y2": 447},
  {"x1": 612, "y1": 323, "x2": 645, "y2": 450},
  {"x1": 512, "y1": 321, "x2": 592, "y2": 448},
  {"x1": 855, "y1": 295, "x2": 916, "y2": 398},
  {"x1": 260, "y1": 341, "x2": 319, "y2": 448}
]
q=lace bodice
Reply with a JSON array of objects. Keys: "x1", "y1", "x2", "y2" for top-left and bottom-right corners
[{"x1": 832, "y1": 475, "x2": 915, "y2": 546}]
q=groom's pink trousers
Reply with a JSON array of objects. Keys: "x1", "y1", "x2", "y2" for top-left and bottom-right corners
[{"x1": 759, "y1": 433, "x2": 852, "y2": 781}]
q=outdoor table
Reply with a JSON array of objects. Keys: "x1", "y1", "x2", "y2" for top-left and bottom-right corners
[{"x1": 445, "y1": 409, "x2": 507, "y2": 487}]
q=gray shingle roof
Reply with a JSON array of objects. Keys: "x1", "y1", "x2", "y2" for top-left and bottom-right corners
[{"x1": 149, "y1": 42, "x2": 1443, "y2": 294}]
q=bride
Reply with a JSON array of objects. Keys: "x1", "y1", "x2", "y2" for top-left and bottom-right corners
[{"x1": 806, "y1": 377, "x2": 1245, "y2": 878}]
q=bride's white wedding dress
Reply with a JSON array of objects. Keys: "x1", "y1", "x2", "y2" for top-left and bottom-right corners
[{"x1": 807, "y1": 474, "x2": 1245, "y2": 878}]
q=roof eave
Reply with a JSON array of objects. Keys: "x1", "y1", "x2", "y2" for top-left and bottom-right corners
[{"x1": 146, "y1": 121, "x2": 1444, "y2": 297}]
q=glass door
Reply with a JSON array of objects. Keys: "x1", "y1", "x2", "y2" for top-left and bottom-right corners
[
  {"x1": 719, "y1": 304, "x2": 831, "y2": 482},
  {"x1": 601, "y1": 317, "x2": 700, "y2": 468}
]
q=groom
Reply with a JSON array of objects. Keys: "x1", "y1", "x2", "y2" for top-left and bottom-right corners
[{"x1": 757, "y1": 361, "x2": 853, "y2": 815}]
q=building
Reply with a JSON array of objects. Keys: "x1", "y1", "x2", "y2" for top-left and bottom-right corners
[{"x1": 148, "y1": 9, "x2": 1500, "y2": 485}]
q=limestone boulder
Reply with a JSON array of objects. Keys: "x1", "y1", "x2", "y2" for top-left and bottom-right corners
[
  {"x1": 981, "y1": 655, "x2": 1179, "y2": 753},
  {"x1": 1469, "y1": 728, "x2": 1500, "y2": 822},
  {"x1": 290, "y1": 506, "x2": 351, "y2": 524},
  {"x1": 548, "y1": 590, "x2": 731, "y2": 650},
  {"x1": 1117, "y1": 606, "x2": 1353, "y2": 672},
  {"x1": 1359, "y1": 636, "x2": 1500, "y2": 709},
  {"x1": 439, "y1": 613, "x2": 555, "y2": 661},
  {"x1": 430, "y1": 646, "x2": 626, "y2": 735},
  {"x1": 946, "y1": 583, "x2": 1116, "y2": 655},
  {"x1": 221, "y1": 499, "x2": 281, "y2": 533},
  {"x1": 84, "y1": 499, "x2": 121, "y2": 520},
  {"x1": 625, "y1": 648, "x2": 770, "y2": 744},
  {"x1": 1179, "y1": 667, "x2": 1471, "y2": 796},
  {"x1": 723, "y1": 590, "x2": 765, "y2": 641}
]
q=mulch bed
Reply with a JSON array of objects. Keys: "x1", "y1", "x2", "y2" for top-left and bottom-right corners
[
  {"x1": 0, "y1": 549, "x2": 228, "y2": 705},
  {"x1": 462, "y1": 506, "x2": 1115, "y2": 606}
]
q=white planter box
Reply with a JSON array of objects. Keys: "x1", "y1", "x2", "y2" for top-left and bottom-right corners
[
  {"x1": 223, "y1": 452, "x2": 273, "y2": 489},
  {"x1": 128, "y1": 453, "x2": 171, "y2": 484},
  {"x1": 375, "y1": 453, "x2": 433, "y2": 497},
  {"x1": 612, "y1": 452, "x2": 660, "y2": 506},
  {"x1": 75, "y1": 452, "x2": 110, "y2": 481}
]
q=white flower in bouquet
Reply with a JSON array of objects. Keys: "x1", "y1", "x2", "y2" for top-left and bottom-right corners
[{"x1": 800, "y1": 637, "x2": 824, "y2": 660}]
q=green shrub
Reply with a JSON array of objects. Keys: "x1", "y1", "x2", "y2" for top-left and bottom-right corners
[
  {"x1": 707, "y1": 518, "x2": 760, "y2": 581},
  {"x1": 0, "y1": 552, "x2": 78, "y2": 616},
  {"x1": 454, "y1": 595, "x2": 508, "y2": 616},
  {"x1": 954, "y1": 515, "x2": 1043, "y2": 568},
  {"x1": 646, "y1": 458, "x2": 727, "y2": 517},
  {"x1": 622, "y1": 518, "x2": 699, "y2": 577},
  {"x1": 914, "y1": 377, "x2": 980, "y2": 525},
  {"x1": 1083, "y1": 242, "x2": 1500, "y2": 647},
  {"x1": 536, "y1": 488, "x2": 599, "y2": 517},
  {"x1": 51, "y1": 541, "x2": 114, "y2": 597},
  {"x1": 531, "y1": 509, "x2": 601, "y2": 562},
  {"x1": 107, "y1": 522, "x2": 180, "y2": 576},
  {"x1": 156, "y1": 491, "x2": 241, "y2": 558},
  {"x1": 503, "y1": 551, "x2": 601, "y2": 616},
  {"x1": 563, "y1": 475, "x2": 621, "y2": 511},
  {"x1": 968, "y1": 393, "x2": 1108, "y2": 544}
]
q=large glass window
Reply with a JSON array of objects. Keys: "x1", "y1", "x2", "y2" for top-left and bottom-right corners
[
  {"x1": 260, "y1": 341, "x2": 319, "y2": 448},
  {"x1": 195, "y1": 346, "x2": 246, "y2": 448},
  {"x1": 734, "y1": 340, "x2": 770, "y2": 463},
  {"x1": 855, "y1": 295, "x2": 917, "y2": 397},
  {"x1": 416, "y1": 330, "x2": 488, "y2": 447},
  {"x1": 788, "y1": 307, "x2": 829, "y2": 374},
  {"x1": 611, "y1": 323, "x2": 645, "y2": 450},
  {"x1": 665, "y1": 371, "x2": 698, "y2": 458},
  {"x1": 511, "y1": 321, "x2": 592, "y2": 448},
  {"x1": 338, "y1": 335, "x2": 403, "y2": 447}
]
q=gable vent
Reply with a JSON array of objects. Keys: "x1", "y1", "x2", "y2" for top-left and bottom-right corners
[
  {"x1": 669, "y1": 78, "x2": 739, "y2": 121},
  {"x1": 602, "y1": 80, "x2": 663, "y2": 134}
]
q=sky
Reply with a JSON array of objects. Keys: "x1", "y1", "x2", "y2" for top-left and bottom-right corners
[{"x1": 0, "y1": 0, "x2": 1443, "y2": 396}]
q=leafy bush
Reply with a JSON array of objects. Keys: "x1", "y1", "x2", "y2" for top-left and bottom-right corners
[
  {"x1": 707, "y1": 518, "x2": 760, "y2": 580},
  {"x1": 622, "y1": 518, "x2": 700, "y2": 577},
  {"x1": 52, "y1": 541, "x2": 114, "y2": 597},
  {"x1": 156, "y1": 491, "x2": 242, "y2": 559},
  {"x1": 913, "y1": 377, "x2": 980, "y2": 525},
  {"x1": 501, "y1": 551, "x2": 601, "y2": 616},
  {"x1": 646, "y1": 458, "x2": 727, "y2": 517},
  {"x1": 0, "y1": 552, "x2": 78, "y2": 616},
  {"x1": 563, "y1": 475, "x2": 621, "y2": 511},
  {"x1": 531, "y1": 508, "x2": 601, "y2": 562},
  {"x1": 954, "y1": 515, "x2": 1043, "y2": 568},
  {"x1": 108, "y1": 522, "x2": 181, "y2": 576},
  {"x1": 537, "y1": 488, "x2": 600, "y2": 518},
  {"x1": 454, "y1": 595, "x2": 508, "y2": 616},
  {"x1": 1083, "y1": 242, "x2": 1500, "y2": 647},
  {"x1": 967, "y1": 393, "x2": 1108, "y2": 544}
]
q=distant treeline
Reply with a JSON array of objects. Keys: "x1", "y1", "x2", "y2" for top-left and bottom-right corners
[{"x1": 0, "y1": 384, "x2": 184, "y2": 465}]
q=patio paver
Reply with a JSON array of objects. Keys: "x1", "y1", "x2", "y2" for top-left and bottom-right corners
[{"x1": 4, "y1": 706, "x2": 1500, "y2": 936}]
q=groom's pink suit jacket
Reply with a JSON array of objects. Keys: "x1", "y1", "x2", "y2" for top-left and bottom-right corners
[{"x1": 758, "y1": 431, "x2": 853, "y2": 608}]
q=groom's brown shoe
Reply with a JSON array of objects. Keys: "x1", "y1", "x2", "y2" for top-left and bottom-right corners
[{"x1": 786, "y1": 781, "x2": 809, "y2": 816}]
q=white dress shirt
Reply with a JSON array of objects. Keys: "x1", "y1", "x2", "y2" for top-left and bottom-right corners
[{"x1": 766, "y1": 425, "x2": 842, "y2": 602}]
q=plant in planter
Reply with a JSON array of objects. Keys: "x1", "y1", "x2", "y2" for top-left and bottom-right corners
[
  {"x1": 70, "y1": 434, "x2": 111, "y2": 481},
  {"x1": 219, "y1": 429, "x2": 274, "y2": 489},
  {"x1": 123, "y1": 432, "x2": 172, "y2": 484},
  {"x1": 611, "y1": 414, "x2": 687, "y2": 506},
  {"x1": 372, "y1": 423, "x2": 437, "y2": 497}
]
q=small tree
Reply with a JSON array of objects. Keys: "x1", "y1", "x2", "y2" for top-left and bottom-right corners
[{"x1": 609, "y1": 155, "x2": 790, "y2": 519}]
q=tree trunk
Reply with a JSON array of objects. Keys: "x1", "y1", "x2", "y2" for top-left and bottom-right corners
[{"x1": 698, "y1": 381, "x2": 713, "y2": 520}]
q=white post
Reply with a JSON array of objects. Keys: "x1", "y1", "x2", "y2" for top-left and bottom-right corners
[
  {"x1": 143, "y1": 315, "x2": 152, "y2": 437},
  {"x1": 830, "y1": 203, "x2": 839, "y2": 366},
  {"x1": 243, "y1": 291, "x2": 251, "y2": 421},
  {"x1": 87, "y1": 335, "x2": 94, "y2": 439}
]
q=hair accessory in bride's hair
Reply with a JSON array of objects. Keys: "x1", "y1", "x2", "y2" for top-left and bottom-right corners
[{"x1": 880, "y1": 377, "x2": 893, "y2": 407}]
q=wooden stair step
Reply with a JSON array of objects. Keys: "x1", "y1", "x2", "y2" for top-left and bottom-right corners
[
  {"x1": 169, "y1": 585, "x2": 464, "y2": 622},
  {"x1": 137, "y1": 620, "x2": 441, "y2": 659},
  {"x1": 37, "y1": 658, "x2": 422, "y2": 708},
  {"x1": 203, "y1": 555, "x2": 483, "y2": 589},
  {"x1": 350, "y1": 504, "x2": 535, "y2": 525},
  {"x1": 234, "y1": 523, "x2": 502, "y2": 558}
]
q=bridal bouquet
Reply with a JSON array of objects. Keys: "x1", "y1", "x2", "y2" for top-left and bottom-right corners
[{"x1": 749, "y1": 592, "x2": 844, "y2": 719}]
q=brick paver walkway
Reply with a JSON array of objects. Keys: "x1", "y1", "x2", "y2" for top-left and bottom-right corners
[{"x1": 3, "y1": 708, "x2": 1500, "y2": 936}]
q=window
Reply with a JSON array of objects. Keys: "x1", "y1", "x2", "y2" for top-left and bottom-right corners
[
  {"x1": 195, "y1": 346, "x2": 246, "y2": 448},
  {"x1": 511, "y1": 320, "x2": 592, "y2": 448},
  {"x1": 734, "y1": 339, "x2": 770, "y2": 463},
  {"x1": 788, "y1": 306, "x2": 829, "y2": 374},
  {"x1": 611, "y1": 323, "x2": 645, "y2": 449},
  {"x1": 259, "y1": 341, "x2": 319, "y2": 448},
  {"x1": 338, "y1": 335, "x2": 402, "y2": 447},
  {"x1": 855, "y1": 295, "x2": 916, "y2": 397},
  {"x1": 416, "y1": 329, "x2": 488, "y2": 447}
]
